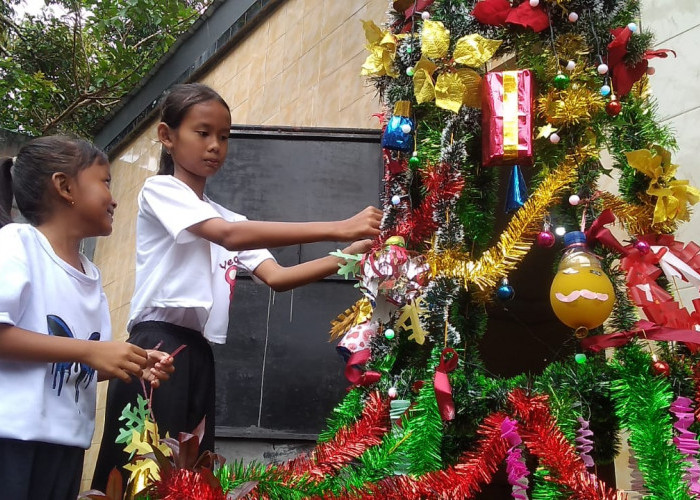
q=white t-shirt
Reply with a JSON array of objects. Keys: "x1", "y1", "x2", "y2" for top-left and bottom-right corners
[
  {"x1": 0, "y1": 223, "x2": 111, "y2": 449},
  {"x1": 128, "y1": 175, "x2": 273, "y2": 343}
]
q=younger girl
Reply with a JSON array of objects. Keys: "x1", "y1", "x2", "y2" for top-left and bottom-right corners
[
  {"x1": 92, "y1": 83, "x2": 382, "y2": 490},
  {"x1": 0, "y1": 136, "x2": 173, "y2": 500}
]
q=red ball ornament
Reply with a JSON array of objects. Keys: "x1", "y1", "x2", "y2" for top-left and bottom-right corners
[
  {"x1": 634, "y1": 240, "x2": 651, "y2": 255},
  {"x1": 651, "y1": 360, "x2": 671, "y2": 377},
  {"x1": 537, "y1": 230, "x2": 556, "y2": 248},
  {"x1": 606, "y1": 99, "x2": 622, "y2": 116}
]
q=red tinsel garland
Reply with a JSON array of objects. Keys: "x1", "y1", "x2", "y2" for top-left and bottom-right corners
[
  {"x1": 275, "y1": 391, "x2": 390, "y2": 482},
  {"x1": 509, "y1": 390, "x2": 626, "y2": 500},
  {"x1": 153, "y1": 469, "x2": 227, "y2": 500},
  {"x1": 341, "y1": 412, "x2": 509, "y2": 499}
]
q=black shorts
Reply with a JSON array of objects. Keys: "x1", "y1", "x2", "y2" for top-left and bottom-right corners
[
  {"x1": 0, "y1": 438, "x2": 84, "y2": 500},
  {"x1": 91, "y1": 321, "x2": 215, "y2": 492}
]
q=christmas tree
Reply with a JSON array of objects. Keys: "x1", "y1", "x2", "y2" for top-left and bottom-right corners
[{"x1": 93, "y1": 1, "x2": 700, "y2": 499}]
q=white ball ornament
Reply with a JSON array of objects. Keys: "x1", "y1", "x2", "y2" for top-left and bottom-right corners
[
  {"x1": 597, "y1": 63, "x2": 609, "y2": 75},
  {"x1": 628, "y1": 22, "x2": 638, "y2": 33},
  {"x1": 566, "y1": 60, "x2": 576, "y2": 71},
  {"x1": 400, "y1": 123, "x2": 412, "y2": 134},
  {"x1": 421, "y1": 11, "x2": 430, "y2": 20},
  {"x1": 391, "y1": 195, "x2": 402, "y2": 206},
  {"x1": 549, "y1": 133, "x2": 561, "y2": 144},
  {"x1": 388, "y1": 387, "x2": 398, "y2": 399},
  {"x1": 529, "y1": 0, "x2": 539, "y2": 6},
  {"x1": 555, "y1": 226, "x2": 567, "y2": 236},
  {"x1": 569, "y1": 194, "x2": 581, "y2": 206},
  {"x1": 568, "y1": 12, "x2": 579, "y2": 22}
]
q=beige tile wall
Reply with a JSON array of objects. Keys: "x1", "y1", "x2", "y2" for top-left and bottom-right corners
[{"x1": 82, "y1": 0, "x2": 388, "y2": 489}]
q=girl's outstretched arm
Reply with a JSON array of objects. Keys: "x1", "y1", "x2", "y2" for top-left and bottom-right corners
[
  {"x1": 252, "y1": 239, "x2": 374, "y2": 292},
  {"x1": 0, "y1": 324, "x2": 148, "y2": 383},
  {"x1": 188, "y1": 206, "x2": 382, "y2": 251}
]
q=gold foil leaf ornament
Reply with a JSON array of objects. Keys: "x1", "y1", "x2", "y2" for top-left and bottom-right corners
[
  {"x1": 453, "y1": 34, "x2": 503, "y2": 67},
  {"x1": 435, "y1": 72, "x2": 466, "y2": 113},
  {"x1": 413, "y1": 57, "x2": 438, "y2": 104},
  {"x1": 421, "y1": 20, "x2": 451, "y2": 59},
  {"x1": 360, "y1": 20, "x2": 399, "y2": 78},
  {"x1": 456, "y1": 68, "x2": 482, "y2": 108}
]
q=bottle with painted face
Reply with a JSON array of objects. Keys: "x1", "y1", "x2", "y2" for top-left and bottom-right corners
[{"x1": 549, "y1": 231, "x2": 615, "y2": 338}]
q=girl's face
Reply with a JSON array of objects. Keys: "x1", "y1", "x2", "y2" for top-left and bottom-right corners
[
  {"x1": 165, "y1": 100, "x2": 231, "y2": 182},
  {"x1": 71, "y1": 160, "x2": 117, "y2": 237}
]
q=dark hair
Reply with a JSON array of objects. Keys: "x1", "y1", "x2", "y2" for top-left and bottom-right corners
[
  {"x1": 157, "y1": 83, "x2": 230, "y2": 175},
  {"x1": 0, "y1": 136, "x2": 108, "y2": 228}
]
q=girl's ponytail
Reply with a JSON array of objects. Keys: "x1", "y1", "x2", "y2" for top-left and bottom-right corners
[
  {"x1": 158, "y1": 147, "x2": 174, "y2": 175},
  {"x1": 0, "y1": 157, "x2": 13, "y2": 228}
]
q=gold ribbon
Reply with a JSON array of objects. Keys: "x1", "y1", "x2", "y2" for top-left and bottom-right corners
[
  {"x1": 394, "y1": 101, "x2": 411, "y2": 117},
  {"x1": 502, "y1": 71, "x2": 519, "y2": 160}
]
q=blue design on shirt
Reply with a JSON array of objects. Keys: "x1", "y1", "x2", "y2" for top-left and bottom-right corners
[{"x1": 47, "y1": 314, "x2": 100, "y2": 403}]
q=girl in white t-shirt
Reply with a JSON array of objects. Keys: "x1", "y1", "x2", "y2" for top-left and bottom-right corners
[
  {"x1": 0, "y1": 136, "x2": 173, "y2": 500},
  {"x1": 92, "y1": 83, "x2": 382, "y2": 490}
]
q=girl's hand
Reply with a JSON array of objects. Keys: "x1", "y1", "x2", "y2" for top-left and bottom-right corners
[
  {"x1": 342, "y1": 239, "x2": 374, "y2": 255},
  {"x1": 338, "y1": 206, "x2": 383, "y2": 241},
  {"x1": 141, "y1": 350, "x2": 175, "y2": 388},
  {"x1": 88, "y1": 341, "x2": 148, "y2": 383}
]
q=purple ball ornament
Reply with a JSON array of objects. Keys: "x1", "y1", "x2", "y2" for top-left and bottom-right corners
[
  {"x1": 537, "y1": 230, "x2": 556, "y2": 248},
  {"x1": 634, "y1": 240, "x2": 651, "y2": 255}
]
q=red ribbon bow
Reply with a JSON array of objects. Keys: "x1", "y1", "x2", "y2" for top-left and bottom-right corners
[
  {"x1": 345, "y1": 349, "x2": 381, "y2": 387},
  {"x1": 581, "y1": 320, "x2": 700, "y2": 352},
  {"x1": 434, "y1": 348, "x2": 459, "y2": 421}
]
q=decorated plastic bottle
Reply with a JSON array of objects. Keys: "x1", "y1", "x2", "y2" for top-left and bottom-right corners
[{"x1": 549, "y1": 231, "x2": 615, "y2": 338}]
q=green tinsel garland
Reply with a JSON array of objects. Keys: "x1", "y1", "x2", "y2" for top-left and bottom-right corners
[
  {"x1": 318, "y1": 388, "x2": 364, "y2": 443},
  {"x1": 610, "y1": 343, "x2": 691, "y2": 499},
  {"x1": 404, "y1": 375, "x2": 444, "y2": 475}
]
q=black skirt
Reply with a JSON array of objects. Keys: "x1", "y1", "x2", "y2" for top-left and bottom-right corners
[{"x1": 91, "y1": 321, "x2": 215, "y2": 492}]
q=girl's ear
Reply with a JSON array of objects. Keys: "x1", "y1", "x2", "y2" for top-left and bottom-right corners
[
  {"x1": 51, "y1": 172, "x2": 74, "y2": 206},
  {"x1": 157, "y1": 122, "x2": 175, "y2": 153}
]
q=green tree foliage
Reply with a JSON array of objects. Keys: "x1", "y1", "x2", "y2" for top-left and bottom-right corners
[{"x1": 0, "y1": 0, "x2": 210, "y2": 137}]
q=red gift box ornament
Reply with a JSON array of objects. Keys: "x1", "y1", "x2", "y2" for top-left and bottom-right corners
[{"x1": 482, "y1": 70, "x2": 535, "y2": 167}]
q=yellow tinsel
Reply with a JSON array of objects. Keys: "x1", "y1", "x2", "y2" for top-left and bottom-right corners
[
  {"x1": 329, "y1": 297, "x2": 373, "y2": 340},
  {"x1": 625, "y1": 145, "x2": 700, "y2": 225},
  {"x1": 427, "y1": 155, "x2": 584, "y2": 291},
  {"x1": 598, "y1": 191, "x2": 678, "y2": 235},
  {"x1": 122, "y1": 417, "x2": 172, "y2": 499},
  {"x1": 538, "y1": 87, "x2": 605, "y2": 127}
]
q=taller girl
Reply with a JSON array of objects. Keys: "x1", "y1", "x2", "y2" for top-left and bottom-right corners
[{"x1": 93, "y1": 83, "x2": 382, "y2": 488}]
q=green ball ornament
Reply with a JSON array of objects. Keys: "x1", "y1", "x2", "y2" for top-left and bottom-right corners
[
  {"x1": 408, "y1": 156, "x2": 420, "y2": 167},
  {"x1": 406, "y1": 66, "x2": 415, "y2": 77},
  {"x1": 574, "y1": 353, "x2": 587, "y2": 364},
  {"x1": 553, "y1": 73, "x2": 570, "y2": 90},
  {"x1": 406, "y1": 46, "x2": 413, "y2": 54},
  {"x1": 384, "y1": 328, "x2": 395, "y2": 340}
]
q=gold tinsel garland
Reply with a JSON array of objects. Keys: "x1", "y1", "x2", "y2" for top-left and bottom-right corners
[
  {"x1": 598, "y1": 191, "x2": 679, "y2": 235},
  {"x1": 426, "y1": 155, "x2": 583, "y2": 291}
]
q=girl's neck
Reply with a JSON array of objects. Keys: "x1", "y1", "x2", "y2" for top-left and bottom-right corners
[
  {"x1": 173, "y1": 169, "x2": 206, "y2": 200},
  {"x1": 37, "y1": 222, "x2": 85, "y2": 273}
]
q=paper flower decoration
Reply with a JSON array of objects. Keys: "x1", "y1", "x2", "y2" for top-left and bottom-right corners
[
  {"x1": 607, "y1": 26, "x2": 675, "y2": 96},
  {"x1": 361, "y1": 20, "x2": 401, "y2": 78},
  {"x1": 413, "y1": 20, "x2": 501, "y2": 112},
  {"x1": 472, "y1": 0, "x2": 550, "y2": 33},
  {"x1": 625, "y1": 146, "x2": 700, "y2": 225}
]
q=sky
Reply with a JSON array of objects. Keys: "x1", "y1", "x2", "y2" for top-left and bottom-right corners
[{"x1": 13, "y1": 0, "x2": 66, "y2": 18}]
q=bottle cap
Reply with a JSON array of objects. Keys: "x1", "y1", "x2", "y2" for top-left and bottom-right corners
[{"x1": 564, "y1": 231, "x2": 587, "y2": 247}]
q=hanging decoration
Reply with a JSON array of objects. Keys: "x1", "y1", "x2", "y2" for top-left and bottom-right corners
[
  {"x1": 505, "y1": 164, "x2": 528, "y2": 212},
  {"x1": 482, "y1": 70, "x2": 535, "y2": 167}
]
